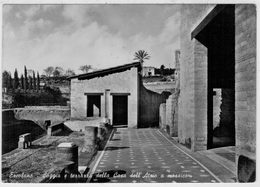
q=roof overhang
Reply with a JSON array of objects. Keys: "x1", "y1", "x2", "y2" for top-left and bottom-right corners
[
  {"x1": 191, "y1": 5, "x2": 226, "y2": 40},
  {"x1": 68, "y1": 62, "x2": 141, "y2": 80}
]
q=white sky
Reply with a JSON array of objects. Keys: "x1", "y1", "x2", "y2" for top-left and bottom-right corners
[{"x1": 2, "y1": 4, "x2": 180, "y2": 75}]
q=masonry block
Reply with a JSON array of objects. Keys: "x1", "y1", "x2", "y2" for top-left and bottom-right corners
[
  {"x1": 55, "y1": 142, "x2": 78, "y2": 174},
  {"x1": 18, "y1": 133, "x2": 32, "y2": 149}
]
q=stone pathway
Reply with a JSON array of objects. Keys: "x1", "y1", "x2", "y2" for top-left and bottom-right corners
[{"x1": 88, "y1": 128, "x2": 221, "y2": 183}]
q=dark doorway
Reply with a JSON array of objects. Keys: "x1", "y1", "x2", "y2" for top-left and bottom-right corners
[
  {"x1": 113, "y1": 95, "x2": 128, "y2": 127},
  {"x1": 195, "y1": 5, "x2": 235, "y2": 149},
  {"x1": 87, "y1": 95, "x2": 101, "y2": 117}
]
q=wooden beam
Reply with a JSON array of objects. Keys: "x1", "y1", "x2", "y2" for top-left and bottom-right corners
[
  {"x1": 84, "y1": 93, "x2": 104, "y2": 96},
  {"x1": 110, "y1": 93, "x2": 131, "y2": 96}
]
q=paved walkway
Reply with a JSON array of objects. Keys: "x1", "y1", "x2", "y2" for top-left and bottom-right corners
[{"x1": 88, "y1": 128, "x2": 221, "y2": 183}]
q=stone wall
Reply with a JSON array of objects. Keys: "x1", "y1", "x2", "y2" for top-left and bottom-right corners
[
  {"x1": 179, "y1": 4, "x2": 256, "y2": 181},
  {"x1": 213, "y1": 89, "x2": 222, "y2": 130},
  {"x1": 143, "y1": 81, "x2": 176, "y2": 94},
  {"x1": 212, "y1": 88, "x2": 236, "y2": 148},
  {"x1": 70, "y1": 67, "x2": 139, "y2": 128},
  {"x1": 159, "y1": 103, "x2": 166, "y2": 129},
  {"x1": 13, "y1": 107, "x2": 70, "y2": 130},
  {"x1": 139, "y1": 84, "x2": 168, "y2": 128},
  {"x1": 179, "y1": 4, "x2": 215, "y2": 150},
  {"x1": 162, "y1": 92, "x2": 179, "y2": 137},
  {"x1": 234, "y1": 4, "x2": 256, "y2": 182}
]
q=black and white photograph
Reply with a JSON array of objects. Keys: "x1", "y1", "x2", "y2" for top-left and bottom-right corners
[{"x1": 1, "y1": 1, "x2": 257, "y2": 183}]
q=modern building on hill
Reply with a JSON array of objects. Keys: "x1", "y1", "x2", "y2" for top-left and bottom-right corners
[{"x1": 142, "y1": 66, "x2": 155, "y2": 77}]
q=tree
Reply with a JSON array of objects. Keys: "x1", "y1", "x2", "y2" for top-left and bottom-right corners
[
  {"x1": 8, "y1": 73, "x2": 13, "y2": 90},
  {"x1": 37, "y1": 72, "x2": 40, "y2": 91},
  {"x1": 29, "y1": 76, "x2": 33, "y2": 90},
  {"x1": 33, "y1": 71, "x2": 36, "y2": 90},
  {"x1": 65, "y1": 69, "x2": 76, "y2": 76},
  {"x1": 160, "y1": 65, "x2": 165, "y2": 75},
  {"x1": 24, "y1": 66, "x2": 28, "y2": 90},
  {"x1": 44, "y1": 66, "x2": 54, "y2": 77},
  {"x1": 79, "y1": 65, "x2": 92, "y2": 73},
  {"x1": 14, "y1": 69, "x2": 19, "y2": 89},
  {"x1": 133, "y1": 50, "x2": 150, "y2": 63},
  {"x1": 2, "y1": 71, "x2": 10, "y2": 88},
  {"x1": 53, "y1": 66, "x2": 64, "y2": 77},
  {"x1": 20, "y1": 74, "x2": 24, "y2": 89}
]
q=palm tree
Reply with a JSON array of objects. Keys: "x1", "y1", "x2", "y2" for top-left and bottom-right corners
[{"x1": 133, "y1": 50, "x2": 150, "y2": 63}]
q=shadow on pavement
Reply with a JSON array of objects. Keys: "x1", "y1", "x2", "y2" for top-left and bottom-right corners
[
  {"x1": 110, "y1": 139, "x2": 121, "y2": 141},
  {"x1": 30, "y1": 144, "x2": 52, "y2": 149},
  {"x1": 105, "y1": 146, "x2": 129, "y2": 151}
]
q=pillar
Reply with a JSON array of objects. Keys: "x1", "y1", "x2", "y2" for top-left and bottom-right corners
[
  {"x1": 104, "y1": 89, "x2": 110, "y2": 118},
  {"x1": 193, "y1": 39, "x2": 208, "y2": 151}
]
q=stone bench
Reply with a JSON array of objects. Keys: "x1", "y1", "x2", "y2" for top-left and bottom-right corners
[{"x1": 18, "y1": 133, "x2": 32, "y2": 149}]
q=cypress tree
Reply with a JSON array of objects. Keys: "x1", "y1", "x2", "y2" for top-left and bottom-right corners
[
  {"x1": 2, "y1": 71, "x2": 8, "y2": 88},
  {"x1": 24, "y1": 66, "x2": 28, "y2": 90},
  {"x1": 33, "y1": 71, "x2": 36, "y2": 90},
  {"x1": 14, "y1": 69, "x2": 19, "y2": 89},
  {"x1": 29, "y1": 76, "x2": 33, "y2": 90},
  {"x1": 37, "y1": 72, "x2": 40, "y2": 91},
  {"x1": 21, "y1": 74, "x2": 24, "y2": 89},
  {"x1": 8, "y1": 73, "x2": 13, "y2": 90}
]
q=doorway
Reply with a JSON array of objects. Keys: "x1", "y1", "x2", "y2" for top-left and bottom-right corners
[
  {"x1": 87, "y1": 95, "x2": 101, "y2": 117},
  {"x1": 194, "y1": 5, "x2": 235, "y2": 149},
  {"x1": 112, "y1": 95, "x2": 128, "y2": 127}
]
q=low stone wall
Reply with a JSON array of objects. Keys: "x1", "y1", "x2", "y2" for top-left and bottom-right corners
[
  {"x1": 2, "y1": 122, "x2": 113, "y2": 183},
  {"x1": 143, "y1": 81, "x2": 176, "y2": 94},
  {"x1": 12, "y1": 106, "x2": 70, "y2": 130},
  {"x1": 64, "y1": 117, "x2": 104, "y2": 132},
  {"x1": 2, "y1": 110, "x2": 46, "y2": 154}
]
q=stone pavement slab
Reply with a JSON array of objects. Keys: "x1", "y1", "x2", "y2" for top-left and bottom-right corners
[{"x1": 88, "y1": 128, "x2": 222, "y2": 183}]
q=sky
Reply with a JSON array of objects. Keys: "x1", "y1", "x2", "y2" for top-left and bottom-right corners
[{"x1": 2, "y1": 4, "x2": 180, "y2": 75}]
